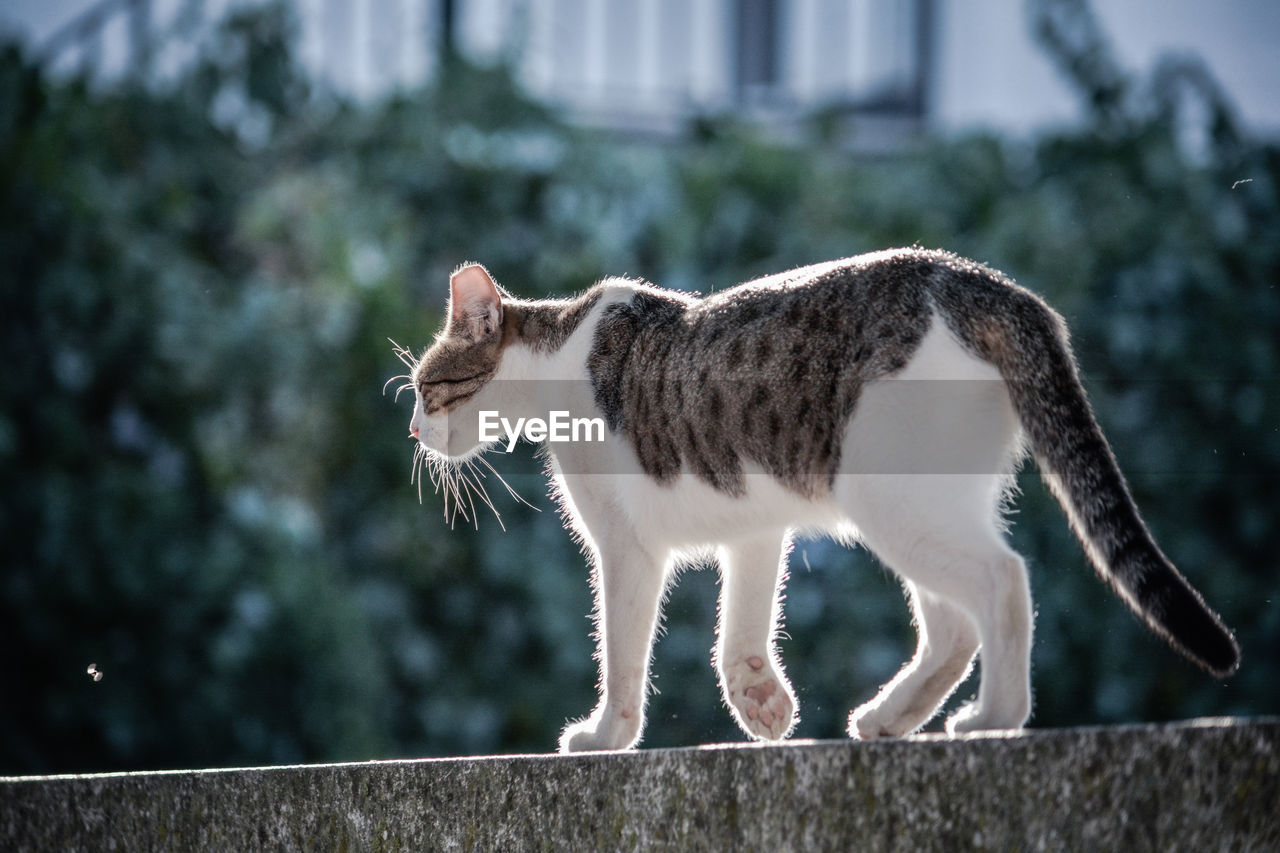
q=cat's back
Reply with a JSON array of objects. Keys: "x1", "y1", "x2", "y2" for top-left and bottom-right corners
[
  {"x1": 696, "y1": 246, "x2": 1009, "y2": 312},
  {"x1": 589, "y1": 247, "x2": 1000, "y2": 337},
  {"x1": 585, "y1": 248, "x2": 996, "y2": 497}
]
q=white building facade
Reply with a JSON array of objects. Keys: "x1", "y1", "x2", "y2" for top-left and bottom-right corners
[{"x1": 10, "y1": 0, "x2": 1280, "y2": 137}]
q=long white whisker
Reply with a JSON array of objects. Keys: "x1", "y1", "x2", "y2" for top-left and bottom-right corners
[
  {"x1": 415, "y1": 445, "x2": 427, "y2": 504},
  {"x1": 447, "y1": 465, "x2": 469, "y2": 529},
  {"x1": 383, "y1": 373, "x2": 411, "y2": 395},
  {"x1": 409, "y1": 444, "x2": 424, "y2": 503},
  {"x1": 388, "y1": 338, "x2": 418, "y2": 370},
  {"x1": 476, "y1": 454, "x2": 540, "y2": 512},
  {"x1": 444, "y1": 463, "x2": 457, "y2": 528},
  {"x1": 464, "y1": 460, "x2": 506, "y2": 531},
  {"x1": 445, "y1": 458, "x2": 455, "y2": 525},
  {"x1": 458, "y1": 471, "x2": 481, "y2": 531}
]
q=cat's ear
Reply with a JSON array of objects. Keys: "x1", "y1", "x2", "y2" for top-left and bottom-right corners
[{"x1": 448, "y1": 263, "x2": 503, "y2": 342}]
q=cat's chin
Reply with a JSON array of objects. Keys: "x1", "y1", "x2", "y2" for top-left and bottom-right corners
[{"x1": 417, "y1": 440, "x2": 496, "y2": 465}]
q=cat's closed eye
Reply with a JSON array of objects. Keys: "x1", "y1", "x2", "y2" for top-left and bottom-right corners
[{"x1": 418, "y1": 373, "x2": 493, "y2": 414}]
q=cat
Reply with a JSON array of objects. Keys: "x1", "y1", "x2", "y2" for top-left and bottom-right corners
[{"x1": 398, "y1": 247, "x2": 1239, "y2": 752}]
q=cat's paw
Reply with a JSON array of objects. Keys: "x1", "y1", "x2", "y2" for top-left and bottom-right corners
[
  {"x1": 558, "y1": 710, "x2": 641, "y2": 753},
  {"x1": 944, "y1": 701, "x2": 1027, "y2": 736},
  {"x1": 847, "y1": 703, "x2": 920, "y2": 740},
  {"x1": 722, "y1": 655, "x2": 796, "y2": 741}
]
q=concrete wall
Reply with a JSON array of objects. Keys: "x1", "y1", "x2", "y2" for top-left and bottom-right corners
[{"x1": 3, "y1": 718, "x2": 1277, "y2": 851}]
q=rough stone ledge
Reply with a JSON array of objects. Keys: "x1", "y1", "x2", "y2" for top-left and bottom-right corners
[{"x1": 2, "y1": 717, "x2": 1277, "y2": 851}]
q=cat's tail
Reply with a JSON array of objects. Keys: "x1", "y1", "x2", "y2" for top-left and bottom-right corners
[{"x1": 932, "y1": 268, "x2": 1240, "y2": 678}]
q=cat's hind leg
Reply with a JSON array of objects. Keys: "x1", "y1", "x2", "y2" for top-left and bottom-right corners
[
  {"x1": 715, "y1": 532, "x2": 797, "y2": 741},
  {"x1": 937, "y1": 547, "x2": 1033, "y2": 735},
  {"x1": 839, "y1": 475, "x2": 1033, "y2": 738},
  {"x1": 848, "y1": 582, "x2": 978, "y2": 739}
]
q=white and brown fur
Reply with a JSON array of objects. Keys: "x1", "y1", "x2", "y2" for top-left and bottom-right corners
[{"x1": 403, "y1": 248, "x2": 1239, "y2": 752}]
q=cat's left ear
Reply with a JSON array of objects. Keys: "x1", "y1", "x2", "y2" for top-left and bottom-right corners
[{"x1": 448, "y1": 263, "x2": 503, "y2": 342}]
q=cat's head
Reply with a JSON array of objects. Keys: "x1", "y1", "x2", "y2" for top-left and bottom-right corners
[
  {"x1": 390, "y1": 263, "x2": 528, "y2": 526},
  {"x1": 404, "y1": 263, "x2": 509, "y2": 461}
]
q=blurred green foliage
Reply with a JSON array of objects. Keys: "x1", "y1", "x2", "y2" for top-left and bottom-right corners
[{"x1": 1, "y1": 4, "x2": 1276, "y2": 773}]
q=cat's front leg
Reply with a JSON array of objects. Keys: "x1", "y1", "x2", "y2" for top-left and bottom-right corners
[
  {"x1": 715, "y1": 532, "x2": 797, "y2": 741},
  {"x1": 559, "y1": 524, "x2": 668, "y2": 753}
]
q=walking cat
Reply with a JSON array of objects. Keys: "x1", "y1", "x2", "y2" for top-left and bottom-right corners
[{"x1": 397, "y1": 248, "x2": 1239, "y2": 752}]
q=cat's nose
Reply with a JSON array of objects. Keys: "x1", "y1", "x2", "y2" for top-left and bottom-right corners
[{"x1": 410, "y1": 425, "x2": 420, "y2": 439}]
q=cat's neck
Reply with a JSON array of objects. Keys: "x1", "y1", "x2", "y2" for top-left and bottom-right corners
[
  {"x1": 500, "y1": 288, "x2": 605, "y2": 354},
  {"x1": 501, "y1": 277, "x2": 696, "y2": 352},
  {"x1": 486, "y1": 286, "x2": 607, "y2": 389}
]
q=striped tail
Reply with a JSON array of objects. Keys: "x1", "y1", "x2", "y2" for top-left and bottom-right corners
[{"x1": 933, "y1": 267, "x2": 1240, "y2": 677}]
